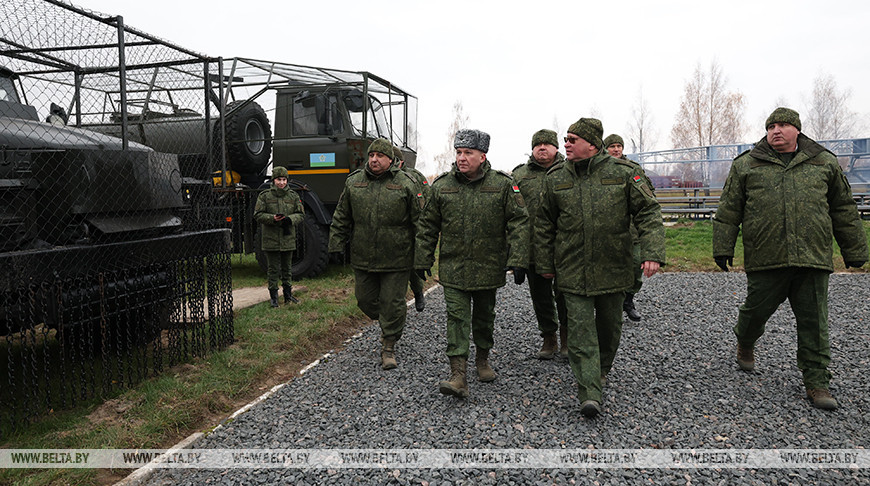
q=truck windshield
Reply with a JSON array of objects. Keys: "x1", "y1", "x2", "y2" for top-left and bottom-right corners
[
  {"x1": 0, "y1": 76, "x2": 20, "y2": 103},
  {"x1": 344, "y1": 90, "x2": 390, "y2": 140}
]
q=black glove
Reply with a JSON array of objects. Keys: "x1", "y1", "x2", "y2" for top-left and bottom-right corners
[
  {"x1": 714, "y1": 256, "x2": 733, "y2": 272},
  {"x1": 415, "y1": 269, "x2": 432, "y2": 281},
  {"x1": 511, "y1": 267, "x2": 526, "y2": 285},
  {"x1": 845, "y1": 261, "x2": 866, "y2": 269}
]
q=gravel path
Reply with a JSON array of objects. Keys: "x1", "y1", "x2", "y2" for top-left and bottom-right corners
[{"x1": 146, "y1": 273, "x2": 870, "y2": 485}]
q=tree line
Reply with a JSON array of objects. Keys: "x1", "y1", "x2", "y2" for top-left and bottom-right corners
[{"x1": 430, "y1": 60, "x2": 862, "y2": 175}]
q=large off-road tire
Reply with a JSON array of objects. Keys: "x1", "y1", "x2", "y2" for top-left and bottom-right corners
[
  {"x1": 292, "y1": 213, "x2": 329, "y2": 279},
  {"x1": 220, "y1": 100, "x2": 272, "y2": 175},
  {"x1": 254, "y1": 213, "x2": 330, "y2": 280}
]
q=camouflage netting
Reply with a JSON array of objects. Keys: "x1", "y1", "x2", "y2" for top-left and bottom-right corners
[{"x1": 0, "y1": 0, "x2": 235, "y2": 434}]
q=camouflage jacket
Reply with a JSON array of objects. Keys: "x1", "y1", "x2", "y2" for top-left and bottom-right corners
[
  {"x1": 416, "y1": 161, "x2": 529, "y2": 291},
  {"x1": 402, "y1": 165, "x2": 431, "y2": 202},
  {"x1": 535, "y1": 153, "x2": 665, "y2": 296},
  {"x1": 512, "y1": 152, "x2": 566, "y2": 266},
  {"x1": 619, "y1": 155, "x2": 654, "y2": 241},
  {"x1": 254, "y1": 185, "x2": 305, "y2": 252},
  {"x1": 713, "y1": 134, "x2": 868, "y2": 272},
  {"x1": 328, "y1": 164, "x2": 424, "y2": 272}
]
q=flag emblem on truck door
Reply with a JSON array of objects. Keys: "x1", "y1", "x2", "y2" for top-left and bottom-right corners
[{"x1": 310, "y1": 153, "x2": 336, "y2": 167}]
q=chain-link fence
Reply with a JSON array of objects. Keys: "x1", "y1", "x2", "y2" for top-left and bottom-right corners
[{"x1": 0, "y1": 0, "x2": 234, "y2": 435}]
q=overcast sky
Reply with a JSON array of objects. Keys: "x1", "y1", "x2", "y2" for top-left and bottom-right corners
[{"x1": 81, "y1": 0, "x2": 870, "y2": 174}]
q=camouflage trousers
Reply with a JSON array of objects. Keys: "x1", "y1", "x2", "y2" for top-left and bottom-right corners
[
  {"x1": 629, "y1": 241, "x2": 643, "y2": 295},
  {"x1": 563, "y1": 292, "x2": 624, "y2": 403},
  {"x1": 443, "y1": 286, "x2": 497, "y2": 358},
  {"x1": 264, "y1": 250, "x2": 292, "y2": 290},
  {"x1": 527, "y1": 265, "x2": 566, "y2": 336},
  {"x1": 734, "y1": 268, "x2": 831, "y2": 389},
  {"x1": 353, "y1": 269, "x2": 409, "y2": 341},
  {"x1": 408, "y1": 269, "x2": 424, "y2": 296}
]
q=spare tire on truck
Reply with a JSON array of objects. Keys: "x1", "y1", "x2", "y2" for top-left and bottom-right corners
[{"x1": 217, "y1": 100, "x2": 272, "y2": 175}]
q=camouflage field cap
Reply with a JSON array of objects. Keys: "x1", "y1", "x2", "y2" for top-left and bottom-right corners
[
  {"x1": 367, "y1": 137, "x2": 394, "y2": 156},
  {"x1": 568, "y1": 118, "x2": 604, "y2": 149},
  {"x1": 454, "y1": 129, "x2": 490, "y2": 153},
  {"x1": 603, "y1": 134, "x2": 624, "y2": 148},
  {"x1": 392, "y1": 145, "x2": 405, "y2": 162},
  {"x1": 531, "y1": 129, "x2": 559, "y2": 149},
  {"x1": 765, "y1": 107, "x2": 801, "y2": 131},
  {"x1": 271, "y1": 166, "x2": 289, "y2": 179}
]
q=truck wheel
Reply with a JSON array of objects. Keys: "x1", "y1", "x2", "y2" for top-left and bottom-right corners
[
  {"x1": 292, "y1": 214, "x2": 329, "y2": 279},
  {"x1": 254, "y1": 214, "x2": 329, "y2": 280},
  {"x1": 222, "y1": 100, "x2": 272, "y2": 175}
]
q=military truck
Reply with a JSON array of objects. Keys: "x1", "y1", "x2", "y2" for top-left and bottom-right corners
[{"x1": 87, "y1": 59, "x2": 419, "y2": 279}]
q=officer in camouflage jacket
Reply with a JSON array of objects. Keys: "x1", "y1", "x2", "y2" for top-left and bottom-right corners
[
  {"x1": 254, "y1": 166, "x2": 305, "y2": 306},
  {"x1": 329, "y1": 138, "x2": 424, "y2": 370},
  {"x1": 512, "y1": 129, "x2": 568, "y2": 359},
  {"x1": 713, "y1": 107, "x2": 868, "y2": 410},
  {"x1": 416, "y1": 129, "x2": 529, "y2": 398},
  {"x1": 393, "y1": 145, "x2": 430, "y2": 313},
  {"x1": 535, "y1": 118, "x2": 665, "y2": 418},
  {"x1": 603, "y1": 133, "x2": 654, "y2": 322}
]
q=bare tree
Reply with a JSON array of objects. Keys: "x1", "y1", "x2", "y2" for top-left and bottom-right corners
[
  {"x1": 626, "y1": 87, "x2": 658, "y2": 153},
  {"x1": 433, "y1": 100, "x2": 468, "y2": 174},
  {"x1": 803, "y1": 73, "x2": 857, "y2": 140},
  {"x1": 670, "y1": 61, "x2": 746, "y2": 148},
  {"x1": 551, "y1": 115, "x2": 562, "y2": 138}
]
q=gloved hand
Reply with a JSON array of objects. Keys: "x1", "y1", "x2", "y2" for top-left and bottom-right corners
[
  {"x1": 714, "y1": 256, "x2": 733, "y2": 272},
  {"x1": 844, "y1": 261, "x2": 866, "y2": 269},
  {"x1": 511, "y1": 267, "x2": 526, "y2": 285},
  {"x1": 416, "y1": 268, "x2": 432, "y2": 281}
]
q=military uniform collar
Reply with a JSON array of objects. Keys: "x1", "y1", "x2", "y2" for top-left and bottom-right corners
[
  {"x1": 365, "y1": 162, "x2": 401, "y2": 179},
  {"x1": 452, "y1": 160, "x2": 491, "y2": 183},
  {"x1": 566, "y1": 152, "x2": 609, "y2": 177},
  {"x1": 749, "y1": 134, "x2": 826, "y2": 168},
  {"x1": 527, "y1": 152, "x2": 565, "y2": 171}
]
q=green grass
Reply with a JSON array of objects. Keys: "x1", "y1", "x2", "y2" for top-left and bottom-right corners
[
  {"x1": 1, "y1": 222, "x2": 867, "y2": 485},
  {"x1": 229, "y1": 252, "x2": 267, "y2": 289},
  {"x1": 664, "y1": 220, "x2": 870, "y2": 272},
  {"x1": 0, "y1": 264, "x2": 363, "y2": 486}
]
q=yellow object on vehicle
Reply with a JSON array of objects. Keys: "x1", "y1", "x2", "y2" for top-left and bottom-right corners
[{"x1": 213, "y1": 170, "x2": 242, "y2": 187}]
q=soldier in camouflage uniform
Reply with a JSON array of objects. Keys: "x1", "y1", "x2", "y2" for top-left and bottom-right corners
[
  {"x1": 393, "y1": 145, "x2": 429, "y2": 312},
  {"x1": 713, "y1": 107, "x2": 868, "y2": 410},
  {"x1": 536, "y1": 118, "x2": 665, "y2": 418},
  {"x1": 328, "y1": 138, "x2": 424, "y2": 370},
  {"x1": 254, "y1": 166, "x2": 305, "y2": 307},
  {"x1": 512, "y1": 129, "x2": 568, "y2": 359},
  {"x1": 603, "y1": 133, "x2": 653, "y2": 322},
  {"x1": 416, "y1": 129, "x2": 529, "y2": 398}
]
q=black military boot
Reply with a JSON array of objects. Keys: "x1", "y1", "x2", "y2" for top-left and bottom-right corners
[
  {"x1": 623, "y1": 293, "x2": 641, "y2": 322},
  {"x1": 283, "y1": 285, "x2": 299, "y2": 304},
  {"x1": 414, "y1": 290, "x2": 426, "y2": 312},
  {"x1": 269, "y1": 289, "x2": 279, "y2": 308}
]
